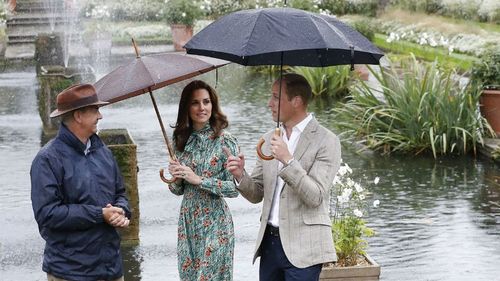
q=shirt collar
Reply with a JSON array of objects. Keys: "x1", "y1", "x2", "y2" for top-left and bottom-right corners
[
  {"x1": 283, "y1": 113, "x2": 313, "y2": 134},
  {"x1": 84, "y1": 139, "x2": 91, "y2": 155}
]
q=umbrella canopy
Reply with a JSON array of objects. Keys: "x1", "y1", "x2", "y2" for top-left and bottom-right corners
[
  {"x1": 185, "y1": 7, "x2": 384, "y2": 67},
  {"x1": 94, "y1": 53, "x2": 228, "y2": 104},
  {"x1": 94, "y1": 41, "x2": 229, "y2": 182}
]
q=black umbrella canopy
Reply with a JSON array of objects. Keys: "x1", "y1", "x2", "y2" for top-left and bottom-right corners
[{"x1": 185, "y1": 7, "x2": 384, "y2": 67}]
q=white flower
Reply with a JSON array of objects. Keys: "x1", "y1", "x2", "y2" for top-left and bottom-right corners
[
  {"x1": 429, "y1": 38, "x2": 437, "y2": 47},
  {"x1": 374, "y1": 177, "x2": 380, "y2": 185},
  {"x1": 418, "y1": 37, "x2": 428, "y2": 45},
  {"x1": 354, "y1": 183, "x2": 363, "y2": 193},
  {"x1": 338, "y1": 166, "x2": 349, "y2": 176},
  {"x1": 354, "y1": 209, "x2": 363, "y2": 217},
  {"x1": 332, "y1": 176, "x2": 342, "y2": 185},
  {"x1": 181, "y1": 12, "x2": 186, "y2": 17},
  {"x1": 337, "y1": 195, "x2": 349, "y2": 204},
  {"x1": 373, "y1": 200, "x2": 380, "y2": 207},
  {"x1": 346, "y1": 178, "x2": 355, "y2": 187},
  {"x1": 342, "y1": 188, "x2": 353, "y2": 198}
]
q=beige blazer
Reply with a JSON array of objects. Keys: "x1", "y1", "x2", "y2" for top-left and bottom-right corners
[{"x1": 238, "y1": 117, "x2": 341, "y2": 268}]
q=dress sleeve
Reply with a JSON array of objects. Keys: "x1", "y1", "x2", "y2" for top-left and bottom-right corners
[
  {"x1": 196, "y1": 132, "x2": 239, "y2": 198},
  {"x1": 168, "y1": 180, "x2": 185, "y2": 195}
]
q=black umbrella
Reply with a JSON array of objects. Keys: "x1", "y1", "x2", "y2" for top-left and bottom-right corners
[{"x1": 185, "y1": 7, "x2": 384, "y2": 159}]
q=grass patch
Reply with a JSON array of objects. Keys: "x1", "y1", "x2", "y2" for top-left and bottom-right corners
[{"x1": 373, "y1": 33, "x2": 478, "y2": 72}]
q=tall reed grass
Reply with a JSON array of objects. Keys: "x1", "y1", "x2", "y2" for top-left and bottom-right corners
[{"x1": 333, "y1": 55, "x2": 494, "y2": 157}]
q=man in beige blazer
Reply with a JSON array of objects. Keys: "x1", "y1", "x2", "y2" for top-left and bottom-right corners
[{"x1": 226, "y1": 73, "x2": 341, "y2": 281}]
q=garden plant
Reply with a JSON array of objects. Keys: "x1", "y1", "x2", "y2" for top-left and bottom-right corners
[
  {"x1": 162, "y1": 0, "x2": 202, "y2": 27},
  {"x1": 291, "y1": 66, "x2": 353, "y2": 99},
  {"x1": 330, "y1": 161, "x2": 380, "y2": 267},
  {"x1": 470, "y1": 48, "x2": 500, "y2": 90},
  {"x1": 333, "y1": 55, "x2": 493, "y2": 158}
]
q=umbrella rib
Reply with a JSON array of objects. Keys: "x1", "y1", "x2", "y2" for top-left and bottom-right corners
[
  {"x1": 122, "y1": 58, "x2": 156, "y2": 94},
  {"x1": 245, "y1": 11, "x2": 266, "y2": 58},
  {"x1": 312, "y1": 14, "x2": 353, "y2": 50},
  {"x1": 139, "y1": 57, "x2": 158, "y2": 89}
]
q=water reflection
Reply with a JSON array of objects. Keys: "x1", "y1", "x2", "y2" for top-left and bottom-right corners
[{"x1": 1, "y1": 64, "x2": 500, "y2": 281}]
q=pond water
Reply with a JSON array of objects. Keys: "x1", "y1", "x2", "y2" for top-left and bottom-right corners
[{"x1": 1, "y1": 64, "x2": 500, "y2": 281}]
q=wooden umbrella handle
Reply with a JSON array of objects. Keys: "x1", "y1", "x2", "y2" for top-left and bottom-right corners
[
  {"x1": 256, "y1": 128, "x2": 280, "y2": 161},
  {"x1": 148, "y1": 90, "x2": 178, "y2": 184},
  {"x1": 159, "y1": 168, "x2": 176, "y2": 184}
]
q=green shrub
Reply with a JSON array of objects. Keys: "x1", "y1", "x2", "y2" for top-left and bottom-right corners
[
  {"x1": 288, "y1": 0, "x2": 319, "y2": 12},
  {"x1": 291, "y1": 66, "x2": 353, "y2": 99},
  {"x1": 81, "y1": 0, "x2": 164, "y2": 21},
  {"x1": 319, "y1": 0, "x2": 348, "y2": 15},
  {"x1": 389, "y1": 0, "x2": 442, "y2": 14},
  {"x1": 162, "y1": 0, "x2": 202, "y2": 26},
  {"x1": 203, "y1": 0, "x2": 255, "y2": 20},
  {"x1": 333, "y1": 55, "x2": 493, "y2": 157},
  {"x1": 351, "y1": 19, "x2": 375, "y2": 42},
  {"x1": 1, "y1": 1, "x2": 6, "y2": 24},
  {"x1": 321, "y1": 0, "x2": 377, "y2": 16},
  {"x1": 470, "y1": 48, "x2": 500, "y2": 90},
  {"x1": 347, "y1": 0, "x2": 378, "y2": 17}
]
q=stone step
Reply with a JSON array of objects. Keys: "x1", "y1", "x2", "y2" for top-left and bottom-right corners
[
  {"x1": 4, "y1": 43, "x2": 36, "y2": 60},
  {"x1": 7, "y1": 29, "x2": 83, "y2": 45},
  {"x1": 8, "y1": 36, "x2": 81, "y2": 45},
  {"x1": 15, "y1": 1, "x2": 63, "y2": 13},
  {"x1": 7, "y1": 12, "x2": 70, "y2": 25},
  {"x1": 12, "y1": 1, "x2": 66, "y2": 15},
  {"x1": 7, "y1": 37, "x2": 37, "y2": 45},
  {"x1": 7, "y1": 24, "x2": 82, "y2": 37}
]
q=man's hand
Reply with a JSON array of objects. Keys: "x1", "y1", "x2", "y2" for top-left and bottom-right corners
[
  {"x1": 223, "y1": 147, "x2": 245, "y2": 182},
  {"x1": 103, "y1": 204, "x2": 129, "y2": 228},
  {"x1": 270, "y1": 134, "x2": 293, "y2": 164}
]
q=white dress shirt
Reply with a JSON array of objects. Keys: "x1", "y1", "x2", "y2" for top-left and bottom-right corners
[{"x1": 268, "y1": 113, "x2": 312, "y2": 227}]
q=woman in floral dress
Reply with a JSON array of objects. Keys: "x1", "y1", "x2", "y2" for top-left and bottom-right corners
[{"x1": 168, "y1": 80, "x2": 239, "y2": 281}]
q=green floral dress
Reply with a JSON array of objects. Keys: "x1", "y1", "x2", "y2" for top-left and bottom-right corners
[{"x1": 168, "y1": 124, "x2": 239, "y2": 281}]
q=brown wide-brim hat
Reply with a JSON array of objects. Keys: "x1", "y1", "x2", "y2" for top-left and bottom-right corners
[{"x1": 50, "y1": 84, "x2": 109, "y2": 118}]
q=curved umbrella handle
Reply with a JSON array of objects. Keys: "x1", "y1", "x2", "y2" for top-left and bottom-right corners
[
  {"x1": 147, "y1": 90, "x2": 179, "y2": 184},
  {"x1": 159, "y1": 168, "x2": 177, "y2": 184},
  {"x1": 256, "y1": 128, "x2": 280, "y2": 161}
]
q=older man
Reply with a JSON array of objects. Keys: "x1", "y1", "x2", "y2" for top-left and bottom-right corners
[
  {"x1": 30, "y1": 84, "x2": 131, "y2": 281},
  {"x1": 226, "y1": 74, "x2": 341, "y2": 281}
]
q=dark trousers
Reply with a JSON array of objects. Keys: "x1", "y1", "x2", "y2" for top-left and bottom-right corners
[{"x1": 259, "y1": 225, "x2": 322, "y2": 281}]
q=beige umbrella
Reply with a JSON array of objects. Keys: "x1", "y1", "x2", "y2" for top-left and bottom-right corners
[{"x1": 94, "y1": 39, "x2": 229, "y2": 183}]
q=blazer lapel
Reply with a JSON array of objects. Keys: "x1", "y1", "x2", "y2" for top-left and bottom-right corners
[{"x1": 293, "y1": 118, "x2": 318, "y2": 161}]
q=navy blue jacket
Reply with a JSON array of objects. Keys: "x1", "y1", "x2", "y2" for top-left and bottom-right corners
[{"x1": 30, "y1": 124, "x2": 131, "y2": 281}]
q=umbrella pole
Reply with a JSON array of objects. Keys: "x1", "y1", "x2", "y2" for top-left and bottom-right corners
[
  {"x1": 276, "y1": 53, "x2": 283, "y2": 128},
  {"x1": 148, "y1": 90, "x2": 177, "y2": 184},
  {"x1": 256, "y1": 54, "x2": 283, "y2": 161}
]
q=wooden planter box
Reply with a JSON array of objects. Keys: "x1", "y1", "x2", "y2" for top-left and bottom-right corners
[
  {"x1": 320, "y1": 254, "x2": 380, "y2": 281},
  {"x1": 480, "y1": 89, "x2": 500, "y2": 136}
]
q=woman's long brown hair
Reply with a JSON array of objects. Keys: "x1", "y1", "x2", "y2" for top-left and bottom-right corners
[{"x1": 172, "y1": 80, "x2": 228, "y2": 152}]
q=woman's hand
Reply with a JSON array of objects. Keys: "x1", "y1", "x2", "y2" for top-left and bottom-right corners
[{"x1": 169, "y1": 160, "x2": 202, "y2": 185}]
